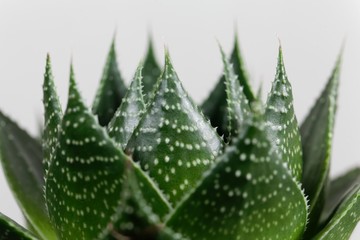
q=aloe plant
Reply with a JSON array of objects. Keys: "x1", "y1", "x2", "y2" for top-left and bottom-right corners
[{"x1": 0, "y1": 36, "x2": 359, "y2": 240}]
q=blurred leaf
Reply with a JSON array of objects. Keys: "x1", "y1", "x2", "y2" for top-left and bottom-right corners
[
  {"x1": 142, "y1": 37, "x2": 162, "y2": 102},
  {"x1": 0, "y1": 112, "x2": 56, "y2": 240},
  {"x1": 265, "y1": 47, "x2": 303, "y2": 181},
  {"x1": 166, "y1": 114, "x2": 308, "y2": 240},
  {"x1": 202, "y1": 36, "x2": 254, "y2": 138},
  {"x1": 45, "y1": 66, "x2": 170, "y2": 240},
  {"x1": 127, "y1": 50, "x2": 224, "y2": 206},
  {"x1": 108, "y1": 63, "x2": 146, "y2": 149},
  {"x1": 0, "y1": 213, "x2": 38, "y2": 240},
  {"x1": 92, "y1": 39, "x2": 127, "y2": 126},
  {"x1": 301, "y1": 53, "x2": 341, "y2": 236},
  {"x1": 313, "y1": 185, "x2": 360, "y2": 240}
]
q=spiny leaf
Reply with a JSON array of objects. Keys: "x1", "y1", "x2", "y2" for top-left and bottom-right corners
[
  {"x1": 108, "y1": 63, "x2": 146, "y2": 149},
  {"x1": 220, "y1": 46, "x2": 251, "y2": 141},
  {"x1": 43, "y1": 54, "x2": 63, "y2": 175},
  {"x1": 313, "y1": 185, "x2": 360, "y2": 240},
  {"x1": 264, "y1": 46, "x2": 303, "y2": 181},
  {"x1": 166, "y1": 114, "x2": 308, "y2": 240},
  {"x1": 92, "y1": 39, "x2": 127, "y2": 126},
  {"x1": 99, "y1": 165, "x2": 184, "y2": 240},
  {"x1": 0, "y1": 213, "x2": 38, "y2": 240},
  {"x1": 202, "y1": 36, "x2": 254, "y2": 137},
  {"x1": 301, "y1": 53, "x2": 341, "y2": 235},
  {"x1": 320, "y1": 168, "x2": 360, "y2": 227},
  {"x1": 45, "y1": 66, "x2": 170, "y2": 240},
  {"x1": 142, "y1": 37, "x2": 162, "y2": 102},
  {"x1": 0, "y1": 112, "x2": 56, "y2": 240},
  {"x1": 126, "y1": 50, "x2": 224, "y2": 206}
]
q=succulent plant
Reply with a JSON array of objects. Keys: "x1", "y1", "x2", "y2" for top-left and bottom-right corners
[{"x1": 0, "y1": 35, "x2": 359, "y2": 240}]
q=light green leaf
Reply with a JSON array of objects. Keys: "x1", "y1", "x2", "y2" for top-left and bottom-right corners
[
  {"x1": 202, "y1": 36, "x2": 254, "y2": 138},
  {"x1": 301, "y1": 53, "x2": 341, "y2": 235},
  {"x1": 0, "y1": 213, "x2": 38, "y2": 240},
  {"x1": 108, "y1": 63, "x2": 146, "y2": 149},
  {"x1": 126, "y1": 50, "x2": 224, "y2": 206},
  {"x1": 92, "y1": 39, "x2": 127, "y2": 126},
  {"x1": 0, "y1": 112, "x2": 56, "y2": 240},
  {"x1": 45, "y1": 66, "x2": 170, "y2": 240},
  {"x1": 220, "y1": 45, "x2": 251, "y2": 141},
  {"x1": 43, "y1": 54, "x2": 63, "y2": 175},
  {"x1": 142, "y1": 37, "x2": 162, "y2": 102},
  {"x1": 265, "y1": 46, "x2": 303, "y2": 181},
  {"x1": 166, "y1": 114, "x2": 308, "y2": 240},
  {"x1": 313, "y1": 185, "x2": 360, "y2": 240}
]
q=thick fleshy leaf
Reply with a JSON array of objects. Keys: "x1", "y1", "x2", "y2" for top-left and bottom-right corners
[
  {"x1": 126, "y1": 51, "x2": 224, "y2": 206},
  {"x1": 45, "y1": 67, "x2": 170, "y2": 240},
  {"x1": 202, "y1": 36, "x2": 254, "y2": 137},
  {"x1": 320, "y1": 168, "x2": 360, "y2": 226},
  {"x1": 313, "y1": 185, "x2": 360, "y2": 240},
  {"x1": 108, "y1": 63, "x2": 146, "y2": 149},
  {"x1": 43, "y1": 54, "x2": 63, "y2": 175},
  {"x1": 0, "y1": 213, "x2": 38, "y2": 240},
  {"x1": 265, "y1": 47, "x2": 302, "y2": 181},
  {"x1": 99, "y1": 165, "x2": 184, "y2": 240},
  {"x1": 92, "y1": 40, "x2": 127, "y2": 126},
  {"x1": 166, "y1": 115, "x2": 308, "y2": 240},
  {"x1": 0, "y1": 112, "x2": 56, "y2": 240},
  {"x1": 142, "y1": 37, "x2": 162, "y2": 102},
  {"x1": 301, "y1": 54, "x2": 341, "y2": 234},
  {"x1": 220, "y1": 46, "x2": 251, "y2": 141}
]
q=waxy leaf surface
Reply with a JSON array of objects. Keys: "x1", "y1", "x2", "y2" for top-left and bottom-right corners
[
  {"x1": 265, "y1": 47, "x2": 302, "y2": 181},
  {"x1": 0, "y1": 213, "x2": 38, "y2": 240},
  {"x1": 108, "y1": 64, "x2": 146, "y2": 149},
  {"x1": 45, "y1": 67, "x2": 170, "y2": 240},
  {"x1": 127, "y1": 52, "x2": 223, "y2": 206},
  {"x1": 0, "y1": 112, "x2": 56, "y2": 240},
  {"x1": 92, "y1": 40, "x2": 127, "y2": 126},
  {"x1": 166, "y1": 115, "x2": 308, "y2": 240}
]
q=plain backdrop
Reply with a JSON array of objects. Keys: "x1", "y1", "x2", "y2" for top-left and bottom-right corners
[{"x1": 0, "y1": 0, "x2": 359, "y2": 238}]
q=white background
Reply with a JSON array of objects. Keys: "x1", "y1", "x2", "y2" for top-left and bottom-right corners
[{"x1": 0, "y1": 0, "x2": 359, "y2": 238}]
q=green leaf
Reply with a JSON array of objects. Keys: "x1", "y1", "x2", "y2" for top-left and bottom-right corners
[
  {"x1": 92, "y1": 39, "x2": 127, "y2": 126},
  {"x1": 142, "y1": 37, "x2": 162, "y2": 102},
  {"x1": 43, "y1": 54, "x2": 63, "y2": 175},
  {"x1": 0, "y1": 213, "x2": 38, "y2": 240},
  {"x1": 220, "y1": 45, "x2": 251, "y2": 141},
  {"x1": 320, "y1": 168, "x2": 360, "y2": 226},
  {"x1": 300, "y1": 53, "x2": 341, "y2": 235},
  {"x1": 126, "y1": 50, "x2": 224, "y2": 206},
  {"x1": 45, "y1": 66, "x2": 170, "y2": 240},
  {"x1": 264, "y1": 46, "x2": 303, "y2": 181},
  {"x1": 108, "y1": 63, "x2": 146, "y2": 149},
  {"x1": 166, "y1": 114, "x2": 308, "y2": 240},
  {"x1": 313, "y1": 184, "x2": 360, "y2": 240},
  {"x1": 0, "y1": 112, "x2": 56, "y2": 240},
  {"x1": 202, "y1": 36, "x2": 254, "y2": 138}
]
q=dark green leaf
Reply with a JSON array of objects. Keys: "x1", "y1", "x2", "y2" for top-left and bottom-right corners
[
  {"x1": 301, "y1": 53, "x2": 341, "y2": 235},
  {"x1": 320, "y1": 168, "x2": 360, "y2": 226},
  {"x1": 166, "y1": 114, "x2": 308, "y2": 240},
  {"x1": 202, "y1": 36, "x2": 254, "y2": 138},
  {"x1": 92, "y1": 39, "x2": 127, "y2": 126},
  {"x1": 313, "y1": 184, "x2": 360, "y2": 240},
  {"x1": 142, "y1": 37, "x2": 162, "y2": 102},
  {"x1": 0, "y1": 112, "x2": 56, "y2": 240},
  {"x1": 43, "y1": 54, "x2": 63, "y2": 175},
  {"x1": 220, "y1": 45, "x2": 251, "y2": 141},
  {"x1": 45, "y1": 66, "x2": 170, "y2": 240},
  {"x1": 108, "y1": 63, "x2": 146, "y2": 149},
  {"x1": 126, "y1": 50, "x2": 224, "y2": 206},
  {"x1": 0, "y1": 213, "x2": 38, "y2": 240},
  {"x1": 264, "y1": 47, "x2": 303, "y2": 181}
]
